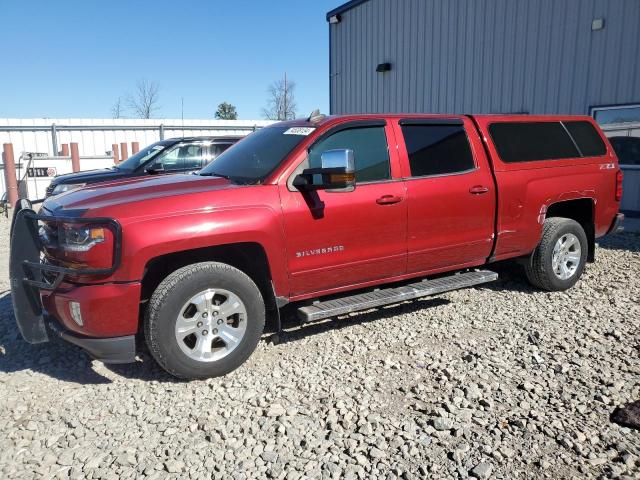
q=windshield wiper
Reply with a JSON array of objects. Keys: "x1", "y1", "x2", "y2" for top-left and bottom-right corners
[{"x1": 200, "y1": 172, "x2": 234, "y2": 181}]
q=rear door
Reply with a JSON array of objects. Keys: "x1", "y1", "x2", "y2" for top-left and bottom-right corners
[
  {"x1": 392, "y1": 118, "x2": 495, "y2": 274},
  {"x1": 279, "y1": 120, "x2": 407, "y2": 297}
]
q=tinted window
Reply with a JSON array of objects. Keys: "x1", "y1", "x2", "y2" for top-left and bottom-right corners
[
  {"x1": 489, "y1": 122, "x2": 580, "y2": 163},
  {"x1": 401, "y1": 124, "x2": 474, "y2": 176},
  {"x1": 200, "y1": 127, "x2": 308, "y2": 183},
  {"x1": 609, "y1": 137, "x2": 640, "y2": 166},
  {"x1": 308, "y1": 126, "x2": 390, "y2": 182},
  {"x1": 564, "y1": 121, "x2": 606, "y2": 157}
]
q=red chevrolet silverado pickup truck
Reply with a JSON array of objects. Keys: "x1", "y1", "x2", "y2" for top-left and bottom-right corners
[{"x1": 10, "y1": 113, "x2": 624, "y2": 379}]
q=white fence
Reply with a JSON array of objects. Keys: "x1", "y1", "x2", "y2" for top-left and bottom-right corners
[
  {"x1": 0, "y1": 118, "x2": 272, "y2": 157},
  {"x1": 0, "y1": 118, "x2": 273, "y2": 201}
]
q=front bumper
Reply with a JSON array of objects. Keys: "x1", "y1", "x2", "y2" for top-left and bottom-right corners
[
  {"x1": 47, "y1": 318, "x2": 136, "y2": 364},
  {"x1": 9, "y1": 199, "x2": 137, "y2": 363}
]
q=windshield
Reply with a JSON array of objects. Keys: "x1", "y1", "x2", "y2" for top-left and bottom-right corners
[
  {"x1": 117, "y1": 141, "x2": 169, "y2": 171},
  {"x1": 199, "y1": 127, "x2": 310, "y2": 183}
]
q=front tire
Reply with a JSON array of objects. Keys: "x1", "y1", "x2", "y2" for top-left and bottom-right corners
[
  {"x1": 144, "y1": 262, "x2": 265, "y2": 379},
  {"x1": 524, "y1": 217, "x2": 588, "y2": 291}
]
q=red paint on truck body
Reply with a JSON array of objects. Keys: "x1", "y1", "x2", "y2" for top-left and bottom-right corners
[{"x1": 39, "y1": 114, "x2": 621, "y2": 338}]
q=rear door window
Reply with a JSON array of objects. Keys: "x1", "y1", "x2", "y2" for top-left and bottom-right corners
[
  {"x1": 400, "y1": 124, "x2": 475, "y2": 176},
  {"x1": 563, "y1": 121, "x2": 607, "y2": 157}
]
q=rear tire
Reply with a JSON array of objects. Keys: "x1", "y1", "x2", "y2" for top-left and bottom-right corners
[
  {"x1": 144, "y1": 262, "x2": 265, "y2": 379},
  {"x1": 524, "y1": 217, "x2": 588, "y2": 291}
]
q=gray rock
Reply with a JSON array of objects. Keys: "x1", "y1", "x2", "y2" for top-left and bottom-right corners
[
  {"x1": 164, "y1": 460, "x2": 185, "y2": 473},
  {"x1": 433, "y1": 417, "x2": 455, "y2": 431},
  {"x1": 261, "y1": 451, "x2": 279, "y2": 463},
  {"x1": 266, "y1": 404, "x2": 287, "y2": 417},
  {"x1": 469, "y1": 462, "x2": 493, "y2": 479}
]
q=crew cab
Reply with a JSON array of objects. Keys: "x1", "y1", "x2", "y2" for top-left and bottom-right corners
[
  {"x1": 45, "y1": 136, "x2": 240, "y2": 196},
  {"x1": 10, "y1": 113, "x2": 624, "y2": 379}
]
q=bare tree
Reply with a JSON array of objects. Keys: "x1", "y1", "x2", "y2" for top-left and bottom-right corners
[
  {"x1": 111, "y1": 97, "x2": 124, "y2": 119},
  {"x1": 127, "y1": 79, "x2": 160, "y2": 119},
  {"x1": 262, "y1": 74, "x2": 297, "y2": 121}
]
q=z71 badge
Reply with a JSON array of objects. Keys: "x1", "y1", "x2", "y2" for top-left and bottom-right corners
[{"x1": 296, "y1": 245, "x2": 344, "y2": 258}]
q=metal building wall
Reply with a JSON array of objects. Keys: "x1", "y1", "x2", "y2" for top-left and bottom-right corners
[{"x1": 329, "y1": 0, "x2": 640, "y2": 115}]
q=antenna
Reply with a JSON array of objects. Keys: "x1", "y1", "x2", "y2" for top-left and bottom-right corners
[{"x1": 181, "y1": 97, "x2": 185, "y2": 139}]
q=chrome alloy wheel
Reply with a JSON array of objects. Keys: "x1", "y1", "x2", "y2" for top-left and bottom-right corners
[
  {"x1": 174, "y1": 289, "x2": 247, "y2": 362},
  {"x1": 551, "y1": 233, "x2": 581, "y2": 280}
]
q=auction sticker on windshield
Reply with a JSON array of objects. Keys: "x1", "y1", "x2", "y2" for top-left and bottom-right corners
[{"x1": 283, "y1": 127, "x2": 315, "y2": 136}]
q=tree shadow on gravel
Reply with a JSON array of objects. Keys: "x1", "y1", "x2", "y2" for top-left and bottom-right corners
[{"x1": 0, "y1": 292, "x2": 180, "y2": 384}]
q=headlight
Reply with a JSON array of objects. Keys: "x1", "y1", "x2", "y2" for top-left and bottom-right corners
[
  {"x1": 51, "y1": 183, "x2": 86, "y2": 195},
  {"x1": 59, "y1": 224, "x2": 105, "y2": 252}
]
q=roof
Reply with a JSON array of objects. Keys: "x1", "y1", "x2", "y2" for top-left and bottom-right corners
[
  {"x1": 326, "y1": 0, "x2": 371, "y2": 21},
  {"x1": 164, "y1": 136, "x2": 242, "y2": 143}
]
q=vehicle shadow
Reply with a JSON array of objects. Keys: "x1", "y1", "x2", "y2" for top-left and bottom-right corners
[
  {"x1": 1, "y1": 255, "x2": 593, "y2": 385},
  {"x1": 0, "y1": 291, "x2": 180, "y2": 384},
  {"x1": 596, "y1": 232, "x2": 640, "y2": 253},
  {"x1": 0, "y1": 291, "x2": 112, "y2": 384},
  {"x1": 275, "y1": 297, "x2": 451, "y2": 345},
  {"x1": 476, "y1": 261, "x2": 539, "y2": 294},
  {"x1": 0, "y1": 289, "x2": 454, "y2": 384}
]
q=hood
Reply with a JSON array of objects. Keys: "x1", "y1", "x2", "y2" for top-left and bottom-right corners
[
  {"x1": 43, "y1": 174, "x2": 236, "y2": 216},
  {"x1": 50, "y1": 167, "x2": 130, "y2": 186}
]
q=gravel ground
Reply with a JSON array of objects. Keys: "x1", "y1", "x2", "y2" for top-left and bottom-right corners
[{"x1": 0, "y1": 214, "x2": 638, "y2": 480}]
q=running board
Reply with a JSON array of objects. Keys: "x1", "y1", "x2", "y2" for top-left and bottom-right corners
[{"x1": 297, "y1": 270, "x2": 498, "y2": 322}]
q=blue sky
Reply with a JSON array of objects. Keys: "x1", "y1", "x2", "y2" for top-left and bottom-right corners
[{"x1": 0, "y1": 0, "x2": 343, "y2": 120}]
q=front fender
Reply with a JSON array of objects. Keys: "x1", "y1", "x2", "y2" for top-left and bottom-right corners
[{"x1": 111, "y1": 205, "x2": 289, "y2": 297}]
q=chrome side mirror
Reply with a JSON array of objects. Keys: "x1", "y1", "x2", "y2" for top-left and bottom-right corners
[{"x1": 293, "y1": 149, "x2": 356, "y2": 192}]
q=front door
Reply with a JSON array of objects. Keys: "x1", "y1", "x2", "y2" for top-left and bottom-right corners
[{"x1": 279, "y1": 122, "x2": 407, "y2": 297}]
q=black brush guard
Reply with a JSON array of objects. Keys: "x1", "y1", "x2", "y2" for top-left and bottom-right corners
[{"x1": 9, "y1": 198, "x2": 122, "y2": 344}]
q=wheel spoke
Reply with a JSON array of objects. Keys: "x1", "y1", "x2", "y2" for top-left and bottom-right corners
[
  {"x1": 219, "y1": 327, "x2": 241, "y2": 346},
  {"x1": 560, "y1": 262, "x2": 571, "y2": 279},
  {"x1": 176, "y1": 323, "x2": 198, "y2": 337},
  {"x1": 176, "y1": 313, "x2": 197, "y2": 332},
  {"x1": 565, "y1": 236, "x2": 578, "y2": 250},
  {"x1": 194, "y1": 336, "x2": 211, "y2": 356},
  {"x1": 565, "y1": 252, "x2": 580, "y2": 264},
  {"x1": 218, "y1": 293, "x2": 243, "y2": 318},
  {"x1": 192, "y1": 290, "x2": 215, "y2": 313}
]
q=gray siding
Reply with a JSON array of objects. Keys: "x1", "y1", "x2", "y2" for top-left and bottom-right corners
[{"x1": 329, "y1": 0, "x2": 640, "y2": 115}]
